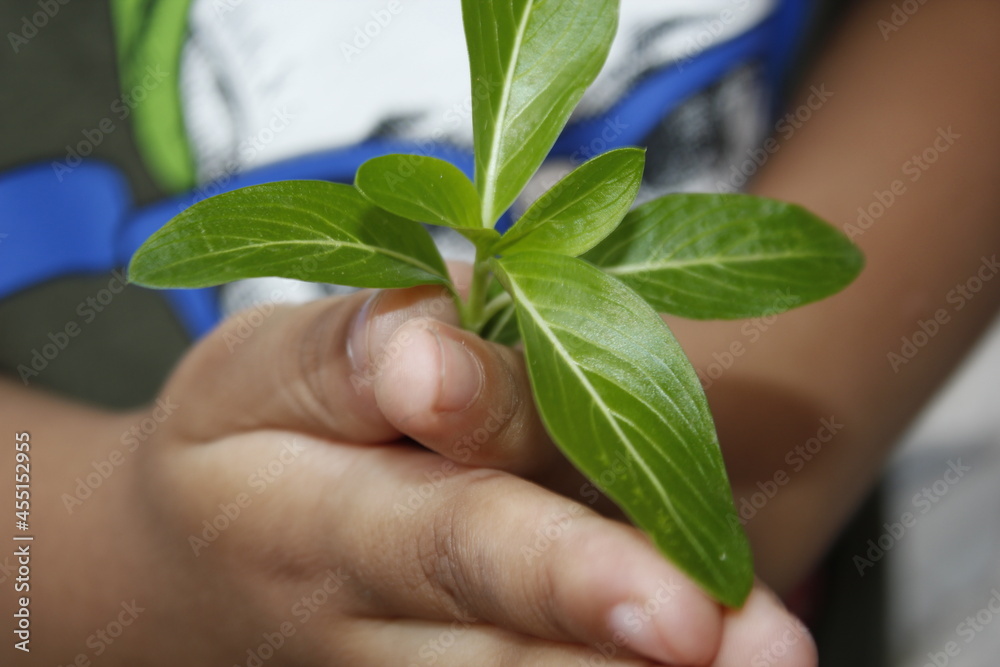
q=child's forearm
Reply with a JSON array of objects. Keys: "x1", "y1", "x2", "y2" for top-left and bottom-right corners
[
  {"x1": 670, "y1": 0, "x2": 1000, "y2": 592},
  {"x1": 0, "y1": 379, "x2": 166, "y2": 665}
]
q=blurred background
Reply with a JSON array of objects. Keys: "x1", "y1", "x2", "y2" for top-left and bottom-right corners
[{"x1": 885, "y1": 315, "x2": 1000, "y2": 666}]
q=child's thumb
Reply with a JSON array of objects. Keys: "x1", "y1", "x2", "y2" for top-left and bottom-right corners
[{"x1": 160, "y1": 284, "x2": 459, "y2": 445}]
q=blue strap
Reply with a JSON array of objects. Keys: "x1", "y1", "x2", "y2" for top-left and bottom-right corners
[
  {"x1": 767, "y1": 0, "x2": 813, "y2": 118},
  {"x1": 0, "y1": 161, "x2": 130, "y2": 298},
  {"x1": 552, "y1": 0, "x2": 810, "y2": 156},
  {"x1": 0, "y1": 0, "x2": 810, "y2": 338}
]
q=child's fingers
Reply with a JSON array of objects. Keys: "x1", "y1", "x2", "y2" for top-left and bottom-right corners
[
  {"x1": 158, "y1": 424, "x2": 810, "y2": 666},
  {"x1": 166, "y1": 282, "x2": 562, "y2": 478},
  {"x1": 710, "y1": 587, "x2": 818, "y2": 667},
  {"x1": 337, "y1": 455, "x2": 816, "y2": 667},
  {"x1": 336, "y1": 617, "x2": 665, "y2": 666},
  {"x1": 325, "y1": 447, "x2": 725, "y2": 666},
  {"x1": 160, "y1": 433, "x2": 712, "y2": 665},
  {"x1": 370, "y1": 316, "x2": 560, "y2": 476}
]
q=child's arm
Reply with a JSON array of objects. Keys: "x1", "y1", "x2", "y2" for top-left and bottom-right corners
[{"x1": 669, "y1": 0, "x2": 1000, "y2": 593}]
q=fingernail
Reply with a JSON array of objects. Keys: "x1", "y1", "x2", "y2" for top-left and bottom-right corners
[
  {"x1": 348, "y1": 288, "x2": 458, "y2": 375},
  {"x1": 434, "y1": 329, "x2": 483, "y2": 413},
  {"x1": 347, "y1": 291, "x2": 382, "y2": 372},
  {"x1": 607, "y1": 602, "x2": 676, "y2": 664},
  {"x1": 607, "y1": 575, "x2": 719, "y2": 665}
]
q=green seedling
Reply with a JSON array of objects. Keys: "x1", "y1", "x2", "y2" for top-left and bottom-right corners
[{"x1": 129, "y1": 0, "x2": 863, "y2": 607}]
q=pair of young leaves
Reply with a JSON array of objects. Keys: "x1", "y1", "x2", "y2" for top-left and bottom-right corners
[{"x1": 129, "y1": 0, "x2": 863, "y2": 607}]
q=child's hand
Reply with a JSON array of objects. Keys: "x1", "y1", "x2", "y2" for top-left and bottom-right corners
[{"x1": 47, "y1": 286, "x2": 816, "y2": 666}]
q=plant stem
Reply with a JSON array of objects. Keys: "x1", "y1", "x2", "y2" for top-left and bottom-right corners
[
  {"x1": 481, "y1": 290, "x2": 512, "y2": 323},
  {"x1": 460, "y1": 251, "x2": 492, "y2": 332}
]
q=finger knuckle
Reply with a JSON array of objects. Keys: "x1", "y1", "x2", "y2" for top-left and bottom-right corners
[
  {"x1": 529, "y1": 518, "x2": 605, "y2": 635},
  {"x1": 414, "y1": 469, "x2": 510, "y2": 620}
]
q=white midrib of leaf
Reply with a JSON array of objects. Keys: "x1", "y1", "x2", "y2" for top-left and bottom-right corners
[
  {"x1": 145, "y1": 237, "x2": 444, "y2": 281},
  {"x1": 479, "y1": 0, "x2": 533, "y2": 227},
  {"x1": 603, "y1": 250, "x2": 835, "y2": 276},
  {"x1": 505, "y1": 277, "x2": 720, "y2": 581}
]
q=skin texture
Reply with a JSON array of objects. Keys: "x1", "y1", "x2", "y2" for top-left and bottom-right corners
[
  {"x1": 1, "y1": 0, "x2": 998, "y2": 664},
  {"x1": 0, "y1": 286, "x2": 813, "y2": 667}
]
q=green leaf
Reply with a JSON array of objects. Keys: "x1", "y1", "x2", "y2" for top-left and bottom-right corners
[
  {"x1": 584, "y1": 194, "x2": 864, "y2": 319},
  {"x1": 493, "y1": 252, "x2": 753, "y2": 606},
  {"x1": 129, "y1": 180, "x2": 449, "y2": 289},
  {"x1": 463, "y1": 0, "x2": 618, "y2": 226},
  {"x1": 355, "y1": 154, "x2": 481, "y2": 228},
  {"x1": 355, "y1": 154, "x2": 500, "y2": 252},
  {"x1": 493, "y1": 148, "x2": 645, "y2": 257}
]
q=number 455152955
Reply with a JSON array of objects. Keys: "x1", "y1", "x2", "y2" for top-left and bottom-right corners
[{"x1": 14, "y1": 432, "x2": 30, "y2": 531}]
